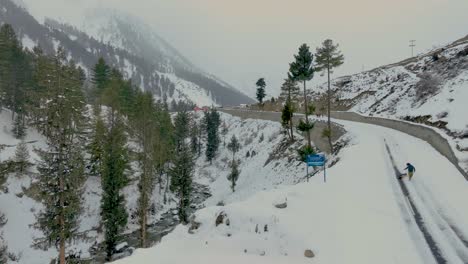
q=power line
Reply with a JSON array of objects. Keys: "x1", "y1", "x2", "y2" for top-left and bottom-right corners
[{"x1": 409, "y1": 40, "x2": 416, "y2": 57}]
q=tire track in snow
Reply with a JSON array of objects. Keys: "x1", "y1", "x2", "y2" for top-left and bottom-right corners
[
  {"x1": 384, "y1": 141, "x2": 447, "y2": 264},
  {"x1": 385, "y1": 140, "x2": 468, "y2": 264}
]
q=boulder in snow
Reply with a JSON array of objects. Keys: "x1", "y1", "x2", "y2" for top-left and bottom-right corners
[
  {"x1": 304, "y1": 249, "x2": 315, "y2": 258},
  {"x1": 215, "y1": 211, "x2": 228, "y2": 227},
  {"x1": 274, "y1": 202, "x2": 287, "y2": 209}
]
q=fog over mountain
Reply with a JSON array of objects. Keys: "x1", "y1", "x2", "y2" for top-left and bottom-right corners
[
  {"x1": 18, "y1": 0, "x2": 468, "y2": 97},
  {"x1": 2, "y1": 0, "x2": 254, "y2": 106}
]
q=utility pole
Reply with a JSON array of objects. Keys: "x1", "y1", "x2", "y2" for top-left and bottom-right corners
[{"x1": 409, "y1": 40, "x2": 416, "y2": 57}]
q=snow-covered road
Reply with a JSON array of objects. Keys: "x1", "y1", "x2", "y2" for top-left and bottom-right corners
[
  {"x1": 340, "y1": 119, "x2": 468, "y2": 264},
  {"x1": 114, "y1": 117, "x2": 468, "y2": 264}
]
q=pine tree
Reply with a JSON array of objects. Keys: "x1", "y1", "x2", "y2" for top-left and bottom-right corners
[
  {"x1": 227, "y1": 159, "x2": 240, "y2": 192},
  {"x1": 288, "y1": 44, "x2": 315, "y2": 148},
  {"x1": 88, "y1": 116, "x2": 106, "y2": 177},
  {"x1": 256, "y1": 78, "x2": 266, "y2": 105},
  {"x1": 281, "y1": 100, "x2": 294, "y2": 140},
  {"x1": 131, "y1": 91, "x2": 165, "y2": 248},
  {"x1": 92, "y1": 57, "x2": 110, "y2": 101},
  {"x1": 227, "y1": 135, "x2": 240, "y2": 162},
  {"x1": 101, "y1": 115, "x2": 129, "y2": 260},
  {"x1": 170, "y1": 111, "x2": 194, "y2": 224},
  {"x1": 100, "y1": 83, "x2": 129, "y2": 260},
  {"x1": 204, "y1": 109, "x2": 221, "y2": 163},
  {"x1": 190, "y1": 119, "x2": 200, "y2": 155},
  {"x1": 35, "y1": 47, "x2": 87, "y2": 264},
  {"x1": 14, "y1": 140, "x2": 30, "y2": 174},
  {"x1": 315, "y1": 39, "x2": 344, "y2": 152},
  {"x1": 12, "y1": 114, "x2": 26, "y2": 139},
  {"x1": 280, "y1": 78, "x2": 300, "y2": 141},
  {"x1": 174, "y1": 110, "x2": 190, "y2": 150}
]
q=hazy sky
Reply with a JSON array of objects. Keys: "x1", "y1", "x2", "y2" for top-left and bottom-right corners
[{"x1": 22, "y1": 0, "x2": 468, "y2": 97}]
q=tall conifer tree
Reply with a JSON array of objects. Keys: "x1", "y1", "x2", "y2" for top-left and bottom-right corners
[{"x1": 315, "y1": 39, "x2": 344, "y2": 152}]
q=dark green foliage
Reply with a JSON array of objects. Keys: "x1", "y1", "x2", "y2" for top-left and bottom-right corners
[
  {"x1": 281, "y1": 100, "x2": 294, "y2": 139},
  {"x1": 34, "y1": 47, "x2": 87, "y2": 263},
  {"x1": 88, "y1": 117, "x2": 106, "y2": 177},
  {"x1": 101, "y1": 113, "x2": 129, "y2": 260},
  {"x1": 227, "y1": 159, "x2": 240, "y2": 192},
  {"x1": 174, "y1": 110, "x2": 191, "y2": 150},
  {"x1": 297, "y1": 145, "x2": 316, "y2": 162},
  {"x1": 297, "y1": 119, "x2": 315, "y2": 132},
  {"x1": 92, "y1": 57, "x2": 111, "y2": 99},
  {"x1": 36, "y1": 138, "x2": 85, "y2": 248},
  {"x1": 130, "y1": 91, "x2": 173, "y2": 247},
  {"x1": 204, "y1": 109, "x2": 221, "y2": 163},
  {"x1": 280, "y1": 78, "x2": 300, "y2": 141},
  {"x1": 100, "y1": 70, "x2": 137, "y2": 116},
  {"x1": 12, "y1": 114, "x2": 26, "y2": 139},
  {"x1": 227, "y1": 135, "x2": 241, "y2": 161},
  {"x1": 0, "y1": 24, "x2": 32, "y2": 138},
  {"x1": 288, "y1": 44, "x2": 315, "y2": 147},
  {"x1": 256, "y1": 78, "x2": 266, "y2": 104},
  {"x1": 170, "y1": 111, "x2": 194, "y2": 224},
  {"x1": 288, "y1": 44, "x2": 315, "y2": 82},
  {"x1": 170, "y1": 100, "x2": 196, "y2": 112},
  {"x1": 190, "y1": 120, "x2": 200, "y2": 155},
  {"x1": 14, "y1": 140, "x2": 30, "y2": 174}
]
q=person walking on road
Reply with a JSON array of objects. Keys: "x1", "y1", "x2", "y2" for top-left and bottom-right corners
[{"x1": 399, "y1": 163, "x2": 416, "y2": 180}]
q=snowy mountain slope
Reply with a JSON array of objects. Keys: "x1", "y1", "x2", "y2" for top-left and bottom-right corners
[
  {"x1": 81, "y1": 8, "x2": 196, "y2": 73},
  {"x1": 193, "y1": 112, "x2": 316, "y2": 206},
  {"x1": 0, "y1": 108, "x2": 318, "y2": 263},
  {"x1": 115, "y1": 118, "x2": 468, "y2": 264},
  {"x1": 317, "y1": 36, "x2": 468, "y2": 134},
  {"x1": 0, "y1": 109, "x2": 181, "y2": 263},
  {"x1": 0, "y1": 0, "x2": 253, "y2": 106},
  {"x1": 311, "y1": 35, "x2": 468, "y2": 174}
]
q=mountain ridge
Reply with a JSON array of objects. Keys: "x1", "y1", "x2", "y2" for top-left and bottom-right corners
[{"x1": 0, "y1": 0, "x2": 254, "y2": 106}]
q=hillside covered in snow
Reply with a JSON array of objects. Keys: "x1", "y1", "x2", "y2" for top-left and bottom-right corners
[
  {"x1": 0, "y1": 108, "x2": 326, "y2": 263},
  {"x1": 0, "y1": 0, "x2": 253, "y2": 106},
  {"x1": 114, "y1": 116, "x2": 468, "y2": 264},
  {"x1": 309, "y1": 34, "x2": 468, "y2": 174},
  {"x1": 319, "y1": 35, "x2": 468, "y2": 136}
]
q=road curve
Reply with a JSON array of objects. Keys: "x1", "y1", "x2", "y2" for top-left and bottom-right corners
[
  {"x1": 330, "y1": 111, "x2": 468, "y2": 181},
  {"x1": 219, "y1": 108, "x2": 346, "y2": 154},
  {"x1": 221, "y1": 108, "x2": 467, "y2": 181}
]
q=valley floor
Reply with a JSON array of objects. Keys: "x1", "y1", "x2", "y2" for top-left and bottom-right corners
[{"x1": 115, "y1": 118, "x2": 468, "y2": 264}]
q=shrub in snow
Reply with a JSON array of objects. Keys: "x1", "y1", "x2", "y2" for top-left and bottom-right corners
[
  {"x1": 415, "y1": 72, "x2": 442, "y2": 100},
  {"x1": 436, "y1": 111, "x2": 449, "y2": 119},
  {"x1": 227, "y1": 159, "x2": 240, "y2": 192},
  {"x1": 297, "y1": 145, "x2": 315, "y2": 162}
]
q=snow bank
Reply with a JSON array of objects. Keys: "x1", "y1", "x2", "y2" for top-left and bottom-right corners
[{"x1": 117, "y1": 119, "x2": 467, "y2": 264}]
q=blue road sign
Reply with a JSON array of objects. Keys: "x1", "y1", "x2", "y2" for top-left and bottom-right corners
[{"x1": 306, "y1": 154, "x2": 326, "y2": 167}]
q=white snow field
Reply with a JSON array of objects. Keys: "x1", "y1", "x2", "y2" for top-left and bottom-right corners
[{"x1": 114, "y1": 118, "x2": 468, "y2": 264}]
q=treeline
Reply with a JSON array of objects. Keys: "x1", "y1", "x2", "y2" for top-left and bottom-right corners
[
  {"x1": 254, "y1": 40, "x2": 344, "y2": 156},
  {"x1": 0, "y1": 23, "x2": 225, "y2": 263}
]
